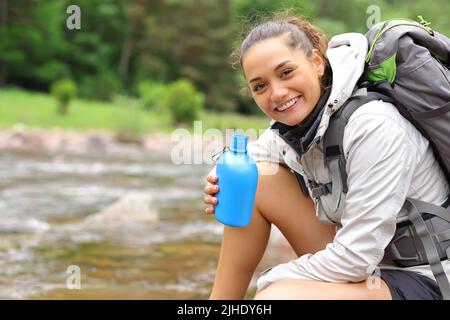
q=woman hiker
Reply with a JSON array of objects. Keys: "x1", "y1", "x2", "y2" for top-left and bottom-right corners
[{"x1": 203, "y1": 15, "x2": 449, "y2": 300}]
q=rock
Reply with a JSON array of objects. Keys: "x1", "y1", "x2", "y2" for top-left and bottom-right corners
[
  {"x1": 86, "y1": 134, "x2": 107, "y2": 151},
  {"x1": 143, "y1": 134, "x2": 176, "y2": 152},
  {"x1": 81, "y1": 192, "x2": 159, "y2": 232},
  {"x1": 0, "y1": 128, "x2": 183, "y2": 157}
]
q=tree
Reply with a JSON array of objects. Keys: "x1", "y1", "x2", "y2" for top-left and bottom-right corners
[
  {"x1": 0, "y1": 0, "x2": 69, "y2": 90},
  {"x1": 133, "y1": 0, "x2": 238, "y2": 111}
]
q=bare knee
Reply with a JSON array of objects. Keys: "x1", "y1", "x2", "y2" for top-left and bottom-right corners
[
  {"x1": 254, "y1": 161, "x2": 300, "y2": 214},
  {"x1": 253, "y1": 162, "x2": 334, "y2": 255},
  {"x1": 255, "y1": 161, "x2": 285, "y2": 182},
  {"x1": 253, "y1": 282, "x2": 285, "y2": 300}
]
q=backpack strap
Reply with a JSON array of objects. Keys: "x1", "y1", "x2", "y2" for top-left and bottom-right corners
[
  {"x1": 385, "y1": 198, "x2": 450, "y2": 300},
  {"x1": 321, "y1": 87, "x2": 391, "y2": 213},
  {"x1": 294, "y1": 170, "x2": 310, "y2": 196}
]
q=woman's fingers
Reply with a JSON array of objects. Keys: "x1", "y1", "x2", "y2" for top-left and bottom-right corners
[
  {"x1": 207, "y1": 175, "x2": 218, "y2": 184},
  {"x1": 203, "y1": 195, "x2": 218, "y2": 205},
  {"x1": 205, "y1": 206, "x2": 215, "y2": 215},
  {"x1": 203, "y1": 183, "x2": 219, "y2": 195},
  {"x1": 204, "y1": 176, "x2": 219, "y2": 214}
]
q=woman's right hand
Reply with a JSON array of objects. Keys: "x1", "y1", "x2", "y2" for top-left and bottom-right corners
[{"x1": 203, "y1": 175, "x2": 219, "y2": 215}]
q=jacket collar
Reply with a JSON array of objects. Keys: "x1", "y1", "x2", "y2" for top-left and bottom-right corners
[{"x1": 270, "y1": 87, "x2": 332, "y2": 156}]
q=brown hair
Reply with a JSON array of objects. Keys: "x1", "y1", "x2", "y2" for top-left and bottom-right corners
[{"x1": 232, "y1": 14, "x2": 332, "y2": 89}]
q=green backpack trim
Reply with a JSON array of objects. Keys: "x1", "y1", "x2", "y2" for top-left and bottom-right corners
[
  {"x1": 364, "y1": 17, "x2": 435, "y2": 84},
  {"x1": 365, "y1": 18, "x2": 433, "y2": 63},
  {"x1": 366, "y1": 53, "x2": 397, "y2": 83}
]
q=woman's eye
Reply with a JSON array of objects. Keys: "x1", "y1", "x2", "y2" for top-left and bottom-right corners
[
  {"x1": 281, "y1": 69, "x2": 293, "y2": 77},
  {"x1": 253, "y1": 83, "x2": 265, "y2": 92}
]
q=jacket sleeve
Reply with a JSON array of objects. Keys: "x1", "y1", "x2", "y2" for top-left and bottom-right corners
[{"x1": 256, "y1": 102, "x2": 421, "y2": 290}]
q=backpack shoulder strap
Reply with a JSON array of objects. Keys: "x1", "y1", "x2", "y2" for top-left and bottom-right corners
[{"x1": 321, "y1": 87, "x2": 391, "y2": 213}]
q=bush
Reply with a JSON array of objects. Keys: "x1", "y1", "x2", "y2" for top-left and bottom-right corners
[
  {"x1": 78, "y1": 72, "x2": 122, "y2": 101},
  {"x1": 159, "y1": 79, "x2": 204, "y2": 125},
  {"x1": 137, "y1": 80, "x2": 168, "y2": 110},
  {"x1": 50, "y1": 79, "x2": 77, "y2": 115}
]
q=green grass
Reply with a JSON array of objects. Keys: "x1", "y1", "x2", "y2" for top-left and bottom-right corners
[{"x1": 0, "y1": 88, "x2": 270, "y2": 138}]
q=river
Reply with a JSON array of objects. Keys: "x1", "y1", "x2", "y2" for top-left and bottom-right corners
[{"x1": 0, "y1": 146, "x2": 291, "y2": 299}]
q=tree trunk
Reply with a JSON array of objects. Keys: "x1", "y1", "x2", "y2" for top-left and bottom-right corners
[
  {"x1": 0, "y1": 0, "x2": 7, "y2": 26},
  {"x1": 58, "y1": 103, "x2": 68, "y2": 115},
  {"x1": 0, "y1": 0, "x2": 8, "y2": 87},
  {"x1": 118, "y1": 10, "x2": 137, "y2": 85},
  {"x1": 118, "y1": 35, "x2": 133, "y2": 84}
]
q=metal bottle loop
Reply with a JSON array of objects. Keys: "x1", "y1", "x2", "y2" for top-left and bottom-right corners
[{"x1": 211, "y1": 146, "x2": 229, "y2": 163}]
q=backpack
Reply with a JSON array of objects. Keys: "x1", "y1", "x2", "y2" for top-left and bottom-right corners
[{"x1": 314, "y1": 17, "x2": 450, "y2": 299}]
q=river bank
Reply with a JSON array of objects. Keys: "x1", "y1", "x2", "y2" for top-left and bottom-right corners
[{"x1": 0, "y1": 125, "x2": 177, "y2": 154}]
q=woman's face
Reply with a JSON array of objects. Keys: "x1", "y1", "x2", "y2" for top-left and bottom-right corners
[{"x1": 242, "y1": 35, "x2": 325, "y2": 126}]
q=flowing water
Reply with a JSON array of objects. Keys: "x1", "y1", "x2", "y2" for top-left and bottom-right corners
[{"x1": 0, "y1": 146, "x2": 290, "y2": 299}]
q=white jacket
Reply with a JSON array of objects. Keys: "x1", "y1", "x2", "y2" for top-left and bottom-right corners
[{"x1": 239, "y1": 33, "x2": 450, "y2": 291}]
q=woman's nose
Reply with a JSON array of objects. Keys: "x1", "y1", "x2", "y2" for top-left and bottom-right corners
[{"x1": 270, "y1": 83, "x2": 288, "y2": 103}]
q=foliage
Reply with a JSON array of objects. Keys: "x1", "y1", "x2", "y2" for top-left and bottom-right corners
[
  {"x1": 78, "y1": 72, "x2": 123, "y2": 101},
  {"x1": 137, "y1": 81, "x2": 168, "y2": 110},
  {"x1": 159, "y1": 79, "x2": 204, "y2": 126},
  {"x1": 0, "y1": 0, "x2": 449, "y2": 118},
  {"x1": 50, "y1": 79, "x2": 78, "y2": 115}
]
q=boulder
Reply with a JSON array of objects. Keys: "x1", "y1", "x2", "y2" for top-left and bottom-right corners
[{"x1": 81, "y1": 192, "x2": 159, "y2": 232}]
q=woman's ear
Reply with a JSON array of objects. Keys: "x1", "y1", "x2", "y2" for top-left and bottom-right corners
[{"x1": 311, "y1": 49, "x2": 325, "y2": 77}]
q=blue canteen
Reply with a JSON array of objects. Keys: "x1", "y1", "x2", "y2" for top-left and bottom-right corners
[{"x1": 215, "y1": 134, "x2": 258, "y2": 227}]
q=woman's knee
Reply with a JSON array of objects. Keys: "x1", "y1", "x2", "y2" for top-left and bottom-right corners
[
  {"x1": 254, "y1": 162, "x2": 301, "y2": 207},
  {"x1": 253, "y1": 280, "x2": 298, "y2": 300},
  {"x1": 254, "y1": 161, "x2": 312, "y2": 221},
  {"x1": 254, "y1": 161, "x2": 335, "y2": 255},
  {"x1": 255, "y1": 161, "x2": 284, "y2": 176}
]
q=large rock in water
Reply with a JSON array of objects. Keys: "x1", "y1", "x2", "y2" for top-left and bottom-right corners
[{"x1": 81, "y1": 192, "x2": 159, "y2": 232}]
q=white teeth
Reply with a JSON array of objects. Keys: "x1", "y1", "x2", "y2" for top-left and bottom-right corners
[{"x1": 277, "y1": 97, "x2": 299, "y2": 111}]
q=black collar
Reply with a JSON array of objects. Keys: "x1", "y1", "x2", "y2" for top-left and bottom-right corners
[{"x1": 270, "y1": 87, "x2": 332, "y2": 156}]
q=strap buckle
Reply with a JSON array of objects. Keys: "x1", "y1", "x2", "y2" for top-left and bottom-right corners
[
  {"x1": 384, "y1": 226, "x2": 426, "y2": 266},
  {"x1": 310, "y1": 181, "x2": 332, "y2": 198}
]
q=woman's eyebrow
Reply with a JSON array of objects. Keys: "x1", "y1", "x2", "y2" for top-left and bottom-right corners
[
  {"x1": 274, "y1": 60, "x2": 291, "y2": 71},
  {"x1": 249, "y1": 60, "x2": 291, "y2": 83},
  {"x1": 249, "y1": 76, "x2": 262, "y2": 83}
]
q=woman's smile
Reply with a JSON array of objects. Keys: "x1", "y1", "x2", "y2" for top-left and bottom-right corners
[{"x1": 275, "y1": 95, "x2": 301, "y2": 113}]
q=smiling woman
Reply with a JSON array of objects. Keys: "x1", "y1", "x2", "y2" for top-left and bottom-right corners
[
  {"x1": 202, "y1": 13, "x2": 449, "y2": 300},
  {"x1": 242, "y1": 36, "x2": 325, "y2": 126}
]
